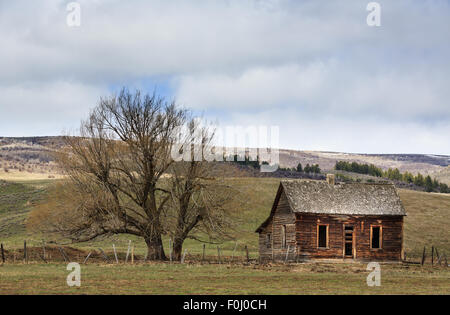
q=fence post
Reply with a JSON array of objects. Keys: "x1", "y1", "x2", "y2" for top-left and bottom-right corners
[
  {"x1": 217, "y1": 246, "x2": 221, "y2": 264},
  {"x1": 245, "y1": 245, "x2": 249, "y2": 263},
  {"x1": 202, "y1": 244, "x2": 206, "y2": 262},
  {"x1": 131, "y1": 245, "x2": 134, "y2": 264},
  {"x1": 83, "y1": 252, "x2": 92, "y2": 264},
  {"x1": 113, "y1": 244, "x2": 119, "y2": 264},
  {"x1": 181, "y1": 249, "x2": 187, "y2": 264},
  {"x1": 169, "y1": 239, "x2": 173, "y2": 263},
  {"x1": 98, "y1": 248, "x2": 109, "y2": 263},
  {"x1": 24, "y1": 240, "x2": 27, "y2": 263},
  {"x1": 431, "y1": 246, "x2": 434, "y2": 265},
  {"x1": 42, "y1": 240, "x2": 46, "y2": 261},
  {"x1": 125, "y1": 240, "x2": 131, "y2": 263},
  {"x1": 421, "y1": 246, "x2": 426, "y2": 265},
  {"x1": 232, "y1": 242, "x2": 237, "y2": 263},
  {"x1": 58, "y1": 247, "x2": 69, "y2": 262},
  {"x1": 1, "y1": 243, "x2": 5, "y2": 263}
]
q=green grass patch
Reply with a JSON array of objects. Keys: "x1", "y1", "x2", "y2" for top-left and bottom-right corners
[{"x1": 0, "y1": 262, "x2": 448, "y2": 295}]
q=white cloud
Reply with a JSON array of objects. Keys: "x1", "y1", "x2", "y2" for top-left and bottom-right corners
[
  {"x1": 0, "y1": 82, "x2": 106, "y2": 136},
  {"x1": 228, "y1": 109, "x2": 450, "y2": 155},
  {"x1": 0, "y1": 0, "x2": 449, "y2": 153},
  {"x1": 175, "y1": 61, "x2": 450, "y2": 122}
]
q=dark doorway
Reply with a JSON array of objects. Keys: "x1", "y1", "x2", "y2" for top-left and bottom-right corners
[{"x1": 344, "y1": 226, "x2": 354, "y2": 257}]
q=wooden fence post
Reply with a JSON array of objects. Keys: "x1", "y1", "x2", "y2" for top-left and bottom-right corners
[
  {"x1": 83, "y1": 252, "x2": 92, "y2": 264},
  {"x1": 98, "y1": 248, "x2": 109, "y2": 263},
  {"x1": 58, "y1": 247, "x2": 69, "y2": 262},
  {"x1": 421, "y1": 246, "x2": 426, "y2": 265},
  {"x1": 38, "y1": 254, "x2": 47, "y2": 264},
  {"x1": 431, "y1": 246, "x2": 434, "y2": 265},
  {"x1": 1, "y1": 243, "x2": 5, "y2": 263},
  {"x1": 217, "y1": 246, "x2": 221, "y2": 264},
  {"x1": 181, "y1": 249, "x2": 187, "y2": 264},
  {"x1": 436, "y1": 254, "x2": 443, "y2": 266},
  {"x1": 169, "y1": 239, "x2": 172, "y2": 263},
  {"x1": 23, "y1": 240, "x2": 27, "y2": 263},
  {"x1": 125, "y1": 240, "x2": 131, "y2": 263},
  {"x1": 113, "y1": 244, "x2": 119, "y2": 264},
  {"x1": 232, "y1": 242, "x2": 237, "y2": 263},
  {"x1": 131, "y1": 245, "x2": 134, "y2": 264},
  {"x1": 41, "y1": 240, "x2": 46, "y2": 261},
  {"x1": 202, "y1": 244, "x2": 206, "y2": 262},
  {"x1": 245, "y1": 245, "x2": 249, "y2": 263}
]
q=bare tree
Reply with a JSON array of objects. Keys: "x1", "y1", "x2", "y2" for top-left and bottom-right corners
[
  {"x1": 30, "y1": 88, "x2": 239, "y2": 261},
  {"x1": 164, "y1": 120, "x2": 237, "y2": 261},
  {"x1": 50, "y1": 88, "x2": 186, "y2": 259}
]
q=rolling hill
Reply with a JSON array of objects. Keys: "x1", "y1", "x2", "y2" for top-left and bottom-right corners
[{"x1": 1, "y1": 136, "x2": 449, "y2": 184}]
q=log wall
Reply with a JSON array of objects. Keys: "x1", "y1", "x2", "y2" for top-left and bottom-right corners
[
  {"x1": 295, "y1": 214, "x2": 403, "y2": 261},
  {"x1": 259, "y1": 191, "x2": 296, "y2": 261}
]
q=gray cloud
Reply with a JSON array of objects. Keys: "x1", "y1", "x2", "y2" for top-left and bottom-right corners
[{"x1": 0, "y1": 0, "x2": 449, "y2": 153}]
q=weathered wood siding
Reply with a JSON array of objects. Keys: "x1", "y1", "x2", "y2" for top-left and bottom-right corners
[
  {"x1": 259, "y1": 191, "x2": 296, "y2": 261},
  {"x1": 258, "y1": 221, "x2": 273, "y2": 260},
  {"x1": 295, "y1": 214, "x2": 403, "y2": 261}
]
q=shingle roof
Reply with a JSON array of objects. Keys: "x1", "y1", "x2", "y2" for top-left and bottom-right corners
[
  {"x1": 256, "y1": 180, "x2": 406, "y2": 233},
  {"x1": 281, "y1": 180, "x2": 406, "y2": 216}
]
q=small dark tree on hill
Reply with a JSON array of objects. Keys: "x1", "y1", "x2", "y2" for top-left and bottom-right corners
[
  {"x1": 425, "y1": 175, "x2": 434, "y2": 192},
  {"x1": 304, "y1": 164, "x2": 311, "y2": 173}
]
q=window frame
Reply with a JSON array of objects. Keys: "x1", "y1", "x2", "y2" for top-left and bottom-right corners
[
  {"x1": 317, "y1": 224, "x2": 329, "y2": 249},
  {"x1": 370, "y1": 225, "x2": 383, "y2": 250}
]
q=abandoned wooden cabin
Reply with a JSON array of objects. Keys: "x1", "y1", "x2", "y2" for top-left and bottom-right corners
[{"x1": 256, "y1": 175, "x2": 406, "y2": 262}]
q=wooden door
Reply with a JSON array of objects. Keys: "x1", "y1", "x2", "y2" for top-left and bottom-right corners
[{"x1": 344, "y1": 225, "x2": 354, "y2": 258}]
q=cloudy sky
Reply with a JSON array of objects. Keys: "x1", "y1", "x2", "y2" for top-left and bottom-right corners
[{"x1": 0, "y1": 0, "x2": 449, "y2": 154}]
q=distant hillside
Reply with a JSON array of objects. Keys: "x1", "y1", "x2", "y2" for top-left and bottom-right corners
[
  {"x1": 1, "y1": 136, "x2": 449, "y2": 184},
  {"x1": 279, "y1": 150, "x2": 450, "y2": 185},
  {"x1": 0, "y1": 137, "x2": 62, "y2": 180}
]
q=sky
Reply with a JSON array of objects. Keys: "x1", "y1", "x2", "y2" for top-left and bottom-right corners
[{"x1": 0, "y1": 0, "x2": 449, "y2": 154}]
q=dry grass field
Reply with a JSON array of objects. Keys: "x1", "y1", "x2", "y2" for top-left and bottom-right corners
[
  {"x1": 0, "y1": 177, "x2": 449, "y2": 294},
  {"x1": 0, "y1": 169, "x2": 63, "y2": 182},
  {"x1": 0, "y1": 262, "x2": 448, "y2": 295}
]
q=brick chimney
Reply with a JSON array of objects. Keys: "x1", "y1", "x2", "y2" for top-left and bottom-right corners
[{"x1": 326, "y1": 174, "x2": 335, "y2": 185}]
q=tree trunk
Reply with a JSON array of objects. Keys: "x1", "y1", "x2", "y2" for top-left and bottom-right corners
[
  {"x1": 173, "y1": 240, "x2": 183, "y2": 261},
  {"x1": 145, "y1": 234, "x2": 166, "y2": 261}
]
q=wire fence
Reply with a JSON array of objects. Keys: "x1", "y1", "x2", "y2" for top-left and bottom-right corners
[{"x1": 1, "y1": 239, "x2": 447, "y2": 267}]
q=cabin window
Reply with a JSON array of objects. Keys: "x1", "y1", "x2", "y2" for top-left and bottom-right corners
[
  {"x1": 371, "y1": 226, "x2": 382, "y2": 249},
  {"x1": 318, "y1": 225, "x2": 328, "y2": 248},
  {"x1": 266, "y1": 233, "x2": 272, "y2": 248},
  {"x1": 281, "y1": 225, "x2": 287, "y2": 249}
]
